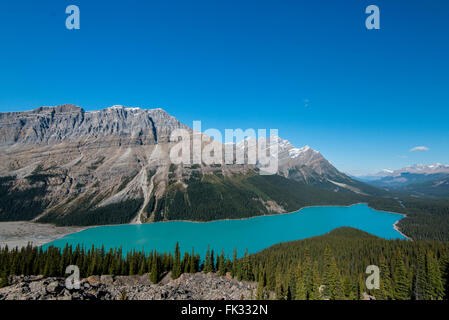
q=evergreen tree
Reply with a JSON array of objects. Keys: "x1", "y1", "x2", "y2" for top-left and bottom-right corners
[
  {"x1": 138, "y1": 258, "x2": 146, "y2": 275},
  {"x1": 413, "y1": 251, "x2": 427, "y2": 300},
  {"x1": 378, "y1": 255, "x2": 393, "y2": 300},
  {"x1": 204, "y1": 246, "x2": 212, "y2": 273},
  {"x1": 256, "y1": 269, "x2": 266, "y2": 300},
  {"x1": 150, "y1": 252, "x2": 160, "y2": 284},
  {"x1": 210, "y1": 249, "x2": 215, "y2": 273},
  {"x1": 218, "y1": 249, "x2": 226, "y2": 276},
  {"x1": 172, "y1": 242, "x2": 182, "y2": 279},
  {"x1": 0, "y1": 269, "x2": 8, "y2": 288},
  {"x1": 182, "y1": 252, "x2": 190, "y2": 274},
  {"x1": 231, "y1": 248, "x2": 238, "y2": 278},
  {"x1": 309, "y1": 261, "x2": 321, "y2": 300},
  {"x1": 328, "y1": 257, "x2": 345, "y2": 300},
  {"x1": 275, "y1": 264, "x2": 284, "y2": 299},
  {"x1": 189, "y1": 250, "x2": 196, "y2": 273},
  {"x1": 295, "y1": 262, "x2": 307, "y2": 300},
  {"x1": 426, "y1": 250, "x2": 444, "y2": 300},
  {"x1": 394, "y1": 250, "x2": 410, "y2": 300}
]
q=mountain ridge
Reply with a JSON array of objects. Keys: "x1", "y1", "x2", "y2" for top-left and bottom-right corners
[
  {"x1": 357, "y1": 163, "x2": 449, "y2": 198},
  {"x1": 0, "y1": 104, "x2": 383, "y2": 226}
]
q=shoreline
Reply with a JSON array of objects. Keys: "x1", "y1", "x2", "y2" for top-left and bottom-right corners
[
  {"x1": 0, "y1": 202, "x2": 410, "y2": 249},
  {"x1": 0, "y1": 221, "x2": 89, "y2": 249},
  {"x1": 133, "y1": 202, "x2": 371, "y2": 225},
  {"x1": 364, "y1": 207, "x2": 410, "y2": 241},
  {"x1": 393, "y1": 220, "x2": 411, "y2": 241}
]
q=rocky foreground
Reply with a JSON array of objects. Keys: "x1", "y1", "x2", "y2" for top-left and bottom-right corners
[{"x1": 0, "y1": 272, "x2": 258, "y2": 300}]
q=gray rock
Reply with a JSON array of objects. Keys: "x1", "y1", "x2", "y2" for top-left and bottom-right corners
[
  {"x1": 46, "y1": 281, "x2": 61, "y2": 294},
  {"x1": 0, "y1": 272, "x2": 257, "y2": 300},
  {"x1": 100, "y1": 275, "x2": 114, "y2": 285}
]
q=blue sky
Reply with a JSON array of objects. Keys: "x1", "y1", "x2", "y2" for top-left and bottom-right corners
[{"x1": 0, "y1": 0, "x2": 448, "y2": 175}]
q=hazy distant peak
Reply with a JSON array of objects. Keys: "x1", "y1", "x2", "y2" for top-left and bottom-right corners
[{"x1": 369, "y1": 163, "x2": 449, "y2": 178}]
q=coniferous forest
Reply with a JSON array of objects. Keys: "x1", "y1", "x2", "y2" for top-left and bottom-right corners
[{"x1": 1, "y1": 227, "x2": 448, "y2": 300}]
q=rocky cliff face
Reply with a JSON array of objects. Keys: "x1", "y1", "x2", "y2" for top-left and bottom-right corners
[
  {"x1": 0, "y1": 104, "x2": 187, "y2": 147},
  {"x1": 0, "y1": 105, "x2": 195, "y2": 225}
]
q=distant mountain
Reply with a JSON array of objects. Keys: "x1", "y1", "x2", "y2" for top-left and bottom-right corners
[
  {"x1": 368, "y1": 164, "x2": 449, "y2": 178},
  {"x1": 0, "y1": 104, "x2": 381, "y2": 226},
  {"x1": 395, "y1": 175, "x2": 449, "y2": 198},
  {"x1": 358, "y1": 164, "x2": 449, "y2": 197}
]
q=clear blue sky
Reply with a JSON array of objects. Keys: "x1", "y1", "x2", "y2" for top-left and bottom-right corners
[{"x1": 1, "y1": 0, "x2": 448, "y2": 175}]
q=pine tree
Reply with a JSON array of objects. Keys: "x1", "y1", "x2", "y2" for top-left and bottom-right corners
[
  {"x1": 138, "y1": 258, "x2": 146, "y2": 275},
  {"x1": 150, "y1": 252, "x2": 160, "y2": 284},
  {"x1": 241, "y1": 249, "x2": 250, "y2": 281},
  {"x1": 210, "y1": 249, "x2": 215, "y2": 273},
  {"x1": 378, "y1": 255, "x2": 393, "y2": 300},
  {"x1": 357, "y1": 275, "x2": 365, "y2": 300},
  {"x1": 302, "y1": 250, "x2": 313, "y2": 298},
  {"x1": 413, "y1": 251, "x2": 427, "y2": 300},
  {"x1": 322, "y1": 245, "x2": 332, "y2": 298},
  {"x1": 172, "y1": 242, "x2": 182, "y2": 279},
  {"x1": 426, "y1": 250, "x2": 444, "y2": 300},
  {"x1": 309, "y1": 261, "x2": 321, "y2": 300},
  {"x1": 328, "y1": 257, "x2": 345, "y2": 300},
  {"x1": 295, "y1": 262, "x2": 307, "y2": 300},
  {"x1": 204, "y1": 246, "x2": 211, "y2": 273},
  {"x1": 218, "y1": 249, "x2": 226, "y2": 276},
  {"x1": 275, "y1": 264, "x2": 284, "y2": 299},
  {"x1": 256, "y1": 269, "x2": 266, "y2": 299},
  {"x1": 189, "y1": 250, "x2": 196, "y2": 273},
  {"x1": 231, "y1": 248, "x2": 238, "y2": 278},
  {"x1": 394, "y1": 250, "x2": 410, "y2": 300},
  {"x1": 0, "y1": 269, "x2": 8, "y2": 288}
]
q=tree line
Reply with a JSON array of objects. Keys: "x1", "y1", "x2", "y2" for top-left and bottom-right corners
[{"x1": 1, "y1": 227, "x2": 449, "y2": 300}]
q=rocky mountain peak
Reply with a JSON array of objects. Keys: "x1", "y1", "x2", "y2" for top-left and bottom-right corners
[{"x1": 0, "y1": 104, "x2": 187, "y2": 147}]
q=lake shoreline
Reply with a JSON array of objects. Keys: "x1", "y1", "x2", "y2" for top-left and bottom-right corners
[
  {"x1": 0, "y1": 202, "x2": 409, "y2": 249},
  {"x1": 393, "y1": 219, "x2": 411, "y2": 241},
  {"x1": 143, "y1": 202, "x2": 407, "y2": 224},
  {"x1": 130, "y1": 202, "x2": 410, "y2": 240},
  {"x1": 0, "y1": 221, "x2": 87, "y2": 249}
]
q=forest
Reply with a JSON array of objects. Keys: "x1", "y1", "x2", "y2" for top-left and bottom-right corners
[
  {"x1": 368, "y1": 196, "x2": 449, "y2": 241},
  {"x1": 153, "y1": 173, "x2": 371, "y2": 222},
  {"x1": 1, "y1": 227, "x2": 448, "y2": 300}
]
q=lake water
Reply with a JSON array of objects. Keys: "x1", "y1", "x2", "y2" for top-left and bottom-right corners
[{"x1": 43, "y1": 203, "x2": 405, "y2": 258}]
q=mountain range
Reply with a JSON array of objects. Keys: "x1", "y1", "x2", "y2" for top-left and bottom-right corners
[
  {"x1": 357, "y1": 164, "x2": 449, "y2": 198},
  {"x1": 0, "y1": 104, "x2": 384, "y2": 226}
]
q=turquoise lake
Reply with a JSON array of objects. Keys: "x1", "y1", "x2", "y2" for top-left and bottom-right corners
[{"x1": 43, "y1": 203, "x2": 405, "y2": 258}]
